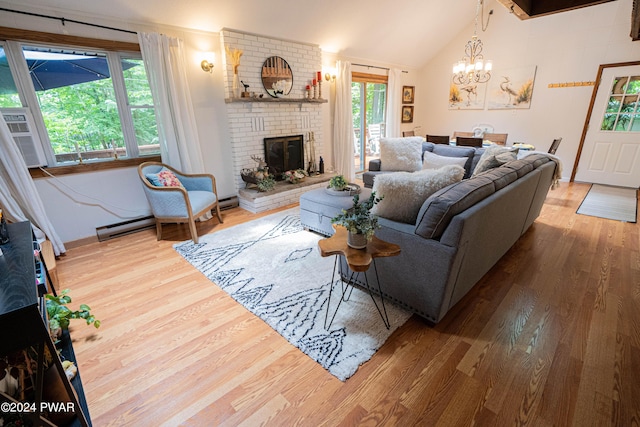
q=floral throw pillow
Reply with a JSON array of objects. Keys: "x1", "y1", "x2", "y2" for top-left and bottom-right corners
[{"x1": 146, "y1": 168, "x2": 184, "y2": 188}]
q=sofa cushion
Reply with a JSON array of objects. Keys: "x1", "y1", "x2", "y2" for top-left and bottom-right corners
[
  {"x1": 422, "y1": 151, "x2": 468, "y2": 170},
  {"x1": 415, "y1": 175, "x2": 496, "y2": 239},
  {"x1": 379, "y1": 136, "x2": 424, "y2": 172},
  {"x1": 371, "y1": 165, "x2": 465, "y2": 224},
  {"x1": 472, "y1": 145, "x2": 519, "y2": 177},
  {"x1": 478, "y1": 166, "x2": 519, "y2": 191},
  {"x1": 503, "y1": 159, "x2": 534, "y2": 177}
]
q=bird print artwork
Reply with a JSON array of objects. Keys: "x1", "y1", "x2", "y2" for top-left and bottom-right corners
[
  {"x1": 499, "y1": 77, "x2": 518, "y2": 105},
  {"x1": 488, "y1": 66, "x2": 537, "y2": 109},
  {"x1": 449, "y1": 83, "x2": 487, "y2": 110}
]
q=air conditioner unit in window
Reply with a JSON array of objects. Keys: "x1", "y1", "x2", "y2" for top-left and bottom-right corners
[{"x1": 1, "y1": 108, "x2": 48, "y2": 168}]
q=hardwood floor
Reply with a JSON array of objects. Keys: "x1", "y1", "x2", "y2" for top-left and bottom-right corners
[{"x1": 58, "y1": 182, "x2": 640, "y2": 426}]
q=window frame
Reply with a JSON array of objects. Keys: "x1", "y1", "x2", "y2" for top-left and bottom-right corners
[{"x1": 0, "y1": 26, "x2": 160, "y2": 176}]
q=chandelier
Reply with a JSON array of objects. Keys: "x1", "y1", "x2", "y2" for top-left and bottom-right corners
[{"x1": 452, "y1": 0, "x2": 492, "y2": 85}]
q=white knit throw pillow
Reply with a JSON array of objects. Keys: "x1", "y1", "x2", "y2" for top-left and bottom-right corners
[
  {"x1": 371, "y1": 164, "x2": 465, "y2": 224},
  {"x1": 379, "y1": 137, "x2": 424, "y2": 172},
  {"x1": 422, "y1": 151, "x2": 468, "y2": 170}
]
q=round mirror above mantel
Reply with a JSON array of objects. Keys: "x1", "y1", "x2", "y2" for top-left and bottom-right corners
[{"x1": 262, "y1": 56, "x2": 293, "y2": 98}]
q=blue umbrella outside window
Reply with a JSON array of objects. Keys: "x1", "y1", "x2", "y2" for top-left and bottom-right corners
[{"x1": 0, "y1": 50, "x2": 138, "y2": 93}]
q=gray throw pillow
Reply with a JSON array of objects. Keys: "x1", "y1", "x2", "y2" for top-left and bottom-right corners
[{"x1": 472, "y1": 145, "x2": 519, "y2": 176}]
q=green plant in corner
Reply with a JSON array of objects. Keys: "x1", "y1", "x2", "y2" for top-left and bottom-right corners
[
  {"x1": 329, "y1": 175, "x2": 348, "y2": 191},
  {"x1": 331, "y1": 191, "x2": 383, "y2": 240},
  {"x1": 46, "y1": 289, "x2": 100, "y2": 340}
]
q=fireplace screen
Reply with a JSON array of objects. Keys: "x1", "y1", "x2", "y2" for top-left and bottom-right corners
[{"x1": 264, "y1": 134, "x2": 304, "y2": 180}]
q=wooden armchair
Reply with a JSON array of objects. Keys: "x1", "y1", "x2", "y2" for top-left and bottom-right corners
[{"x1": 138, "y1": 162, "x2": 223, "y2": 243}]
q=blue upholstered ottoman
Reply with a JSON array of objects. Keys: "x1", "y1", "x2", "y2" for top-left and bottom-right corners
[{"x1": 299, "y1": 187, "x2": 372, "y2": 236}]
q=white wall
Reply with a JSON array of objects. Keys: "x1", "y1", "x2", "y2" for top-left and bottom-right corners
[
  {"x1": 0, "y1": 5, "x2": 233, "y2": 244},
  {"x1": 416, "y1": 0, "x2": 640, "y2": 181}
]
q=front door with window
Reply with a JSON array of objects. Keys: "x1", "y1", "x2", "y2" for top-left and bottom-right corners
[{"x1": 575, "y1": 64, "x2": 640, "y2": 188}]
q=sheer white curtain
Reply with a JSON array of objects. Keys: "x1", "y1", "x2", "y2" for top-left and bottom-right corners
[
  {"x1": 385, "y1": 68, "x2": 402, "y2": 138},
  {"x1": 138, "y1": 32, "x2": 204, "y2": 173},
  {"x1": 0, "y1": 119, "x2": 66, "y2": 255},
  {"x1": 333, "y1": 60, "x2": 355, "y2": 182}
]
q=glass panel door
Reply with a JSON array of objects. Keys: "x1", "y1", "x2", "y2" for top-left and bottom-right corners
[{"x1": 352, "y1": 78, "x2": 387, "y2": 173}]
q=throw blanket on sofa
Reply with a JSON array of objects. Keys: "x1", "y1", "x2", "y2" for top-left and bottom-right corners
[{"x1": 519, "y1": 151, "x2": 563, "y2": 189}]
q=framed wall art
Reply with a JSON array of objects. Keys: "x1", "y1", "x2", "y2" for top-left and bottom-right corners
[
  {"x1": 402, "y1": 86, "x2": 415, "y2": 104},
  {"x1": 401, "y1": 105, "x2": 414, "y2": 123},
  {"x1": 487, "y1": 66, "x2": 537, "y2": 110},
  {"x1": 449, "y1": 82, "x2": 487, "y2": 110}
]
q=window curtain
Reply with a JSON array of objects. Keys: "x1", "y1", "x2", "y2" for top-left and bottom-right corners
[
  {"x1": 138, "y1": 32, "x2": 205, "y2": 173},
  {"x1": 385, "y1": 68, "x2": 402, "y2": 138},
  {"x1": 333, "y1": 60, "x2": 355, "y2": 182},
  {"x1": 0, "y1": 119, "x2": 66, "y2": 255}
]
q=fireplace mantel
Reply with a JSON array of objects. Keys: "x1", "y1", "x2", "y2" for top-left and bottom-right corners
[{"x1": 225, "y1": 97, "x2": 328, "y2": 104}]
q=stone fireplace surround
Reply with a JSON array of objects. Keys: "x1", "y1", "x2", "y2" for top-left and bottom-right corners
[{"x1": 220, "y1": 29, "x2": 328, "y2": 213}]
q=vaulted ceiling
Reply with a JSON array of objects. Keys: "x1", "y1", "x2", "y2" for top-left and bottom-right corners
[{"x1": 0, "y1": 0, "x2": 627, "y2": 69}]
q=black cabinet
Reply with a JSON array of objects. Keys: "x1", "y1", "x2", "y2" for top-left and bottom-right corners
[{"x1": 0, "y1": 221, "x2": 90, "y2": 426}]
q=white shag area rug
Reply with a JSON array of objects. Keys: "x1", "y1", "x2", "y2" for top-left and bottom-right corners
[
  {"x1": 577, "y1": 184, "x2": 637, "y2": 223},
  {"x1": 173, "y1": 208, "x2": 411, "y2": 381}
]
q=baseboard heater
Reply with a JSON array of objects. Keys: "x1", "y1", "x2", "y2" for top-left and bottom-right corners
[
  {"x1": 219, "y1": 195, "x2": 239, "y2": 210},
  {"x1": 96, "y1": 196, "x2": 239, "y2": 241},
  {"x1": 96, "y1": 216, "x2": 156, "y2": 241}
]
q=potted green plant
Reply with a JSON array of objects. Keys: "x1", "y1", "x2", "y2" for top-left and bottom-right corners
[
  {"x1": 46, "y1": 289, "x2": 100, "y2": 341},
  {"x1": 328, "y1": 175, "x2": 348, "y2": 191},
  {"x1": 331, "y1": 192, "x2": 383, "y2": 248}
]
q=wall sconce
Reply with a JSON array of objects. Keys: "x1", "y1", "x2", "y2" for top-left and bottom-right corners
[
  {"x1": 201, "y1": 52, "x2": 215, "y2": 73},
  {"x1": 324, "y1": 67, "x2": 337, "y2": 83},
  {"x1": 323, "y1": 66, "x2": 337, "y2": 83}
]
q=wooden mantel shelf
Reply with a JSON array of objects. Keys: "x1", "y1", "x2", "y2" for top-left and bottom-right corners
[{"x1": 225, "y1": 97, "x2": 328, "y2": 104}]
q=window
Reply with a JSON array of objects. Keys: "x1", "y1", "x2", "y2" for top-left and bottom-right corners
[
  {"x1": 352, "y1": 72, "x2": 387, "y2": 172},
  {"x1": 601, "y1": 75, "x2": 640, "y2": 132},
  {"x1": 0, "y1": 45, "x2": 22, "y2": 108},
  {"x1": 0, "y1": 36, "x2": 159, "y2": 167}
]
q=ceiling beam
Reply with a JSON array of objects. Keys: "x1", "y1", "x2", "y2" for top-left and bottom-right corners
[{"x1": 496, "y1": 0, "x2": 617, "y2": 19}]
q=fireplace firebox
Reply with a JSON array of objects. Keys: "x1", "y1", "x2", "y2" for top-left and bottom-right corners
[{"x1": 264, "y1": 134, "x2": 304, "y2": 180}]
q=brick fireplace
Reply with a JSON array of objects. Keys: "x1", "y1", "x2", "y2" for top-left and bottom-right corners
[{"x1": 220, "y1": 29, "x2": 329, "y2": 213}]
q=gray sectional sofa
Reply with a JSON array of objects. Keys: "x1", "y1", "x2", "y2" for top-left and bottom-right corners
[{"x1": 330, "y1": 143, "x2": 559, "y2": 324}]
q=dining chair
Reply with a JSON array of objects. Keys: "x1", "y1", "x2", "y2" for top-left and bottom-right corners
[
  {"x1": 426, "y1": 135, "x2": 450, "y2": 144},
  {"x1": 138, "y1": 162, "x2": 223, "y2": 244},
  {"x1": 548, "y1": 138, "x2": 562, "y2": 154},
  {"x1": 453, "y1": 131, "x2": 474, "y2": 139},
  {"x1": 456, "y1": 136, "x2": 483, "y2": 147},
  {"x1": 483, "y1": 133, "x2": 508, "y2": 145},
  {"x1": 402, "y1": 130, "x2": 415, "y2": 137}
]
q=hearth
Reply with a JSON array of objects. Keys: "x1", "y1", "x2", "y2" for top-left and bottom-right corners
[{"x1": 264, "y1": 134, "x2": 304, "y2": 180}]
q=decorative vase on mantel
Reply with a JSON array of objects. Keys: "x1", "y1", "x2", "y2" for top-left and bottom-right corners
[
  {"x1": 232, "y1": 70, "x2": 240, "y2": 98},
  {"x1": 347, "y1": 231, "x2": 368, "y2": 249}
]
